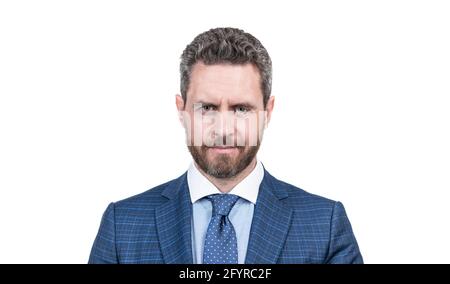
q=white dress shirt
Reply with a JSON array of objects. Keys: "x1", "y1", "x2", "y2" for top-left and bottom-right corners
[{"x1": 187, "y1": 159, "x2": 264, "y2": 264}]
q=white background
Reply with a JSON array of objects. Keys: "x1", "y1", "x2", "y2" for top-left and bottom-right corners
[{"x1": 0, "y1": 0, "x2": 449, "y2": 264}]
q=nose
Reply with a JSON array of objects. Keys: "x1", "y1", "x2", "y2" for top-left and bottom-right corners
[{"x1": 211, "y1": 111, "x2": 235, "y2": 146}]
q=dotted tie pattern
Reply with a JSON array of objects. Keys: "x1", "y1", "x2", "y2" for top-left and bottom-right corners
[{"x1": 202, "y1": 194, "x2": 240, "y2": 264}]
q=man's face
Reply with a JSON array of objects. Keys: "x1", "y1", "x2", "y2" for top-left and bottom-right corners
[{"x1": 176, "y1": 62, "x2": 274, "y2": 178}]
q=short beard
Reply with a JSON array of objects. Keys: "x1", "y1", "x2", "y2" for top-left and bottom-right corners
[{"x1": 188, "y1": 144, "x2": 260, "y2": 179}]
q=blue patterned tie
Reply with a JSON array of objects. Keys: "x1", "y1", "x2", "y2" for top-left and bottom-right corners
[{"x1": 203, "y1": 194, "x2": 240, "y2": 264}]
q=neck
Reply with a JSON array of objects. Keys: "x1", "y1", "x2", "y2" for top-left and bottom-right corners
[{"x1": 195, "y1": 158, "x2": 257, "y2": 193}]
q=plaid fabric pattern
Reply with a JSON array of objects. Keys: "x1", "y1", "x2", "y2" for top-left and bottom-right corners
[{"x1": 89, "y1": 169, "x2": 363, "y2": 264}]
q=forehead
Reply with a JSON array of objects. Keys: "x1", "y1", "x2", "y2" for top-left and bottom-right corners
[{"x1": 187, "y1": 62, "x2": 262, "y2": 104}]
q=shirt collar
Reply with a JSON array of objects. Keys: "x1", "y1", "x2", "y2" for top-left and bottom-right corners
[{"x1": 187, "y1": 159, "x2": 264, "y2": 205}]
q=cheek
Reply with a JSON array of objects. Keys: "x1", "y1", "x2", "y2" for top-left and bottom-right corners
[
  {"x1": 200, "y1": 120, "x2": 215, "y2": 143},
  {"x1": 182, "y1": 111, "x2": 204, "y2": 146},
  {"x1": 191, "y1": 114, "x2": 216, "y2": 145},
  {"x1": 233, "y1": 116, "x2": 255, "y2": 146}
]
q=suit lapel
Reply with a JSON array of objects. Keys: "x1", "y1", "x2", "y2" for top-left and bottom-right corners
[
  {"x1": 245, "y1": 170, "x2": 293, "y2": 264},
  {"x1": 155, "y1": 173, "x2": 193, "y2": 264}
]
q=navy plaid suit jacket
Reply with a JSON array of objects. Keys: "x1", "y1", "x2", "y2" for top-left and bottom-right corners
[{"x1": 89, "y1": 169, "x2": 363, "y2": 264}]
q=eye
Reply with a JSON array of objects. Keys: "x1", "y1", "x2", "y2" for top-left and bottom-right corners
[
  {"x1": 202, "y1": 104, "x2": 216, "y2": 112},
  {"x1": 235, "y1": 105, "x2": 249, "y2": 113}
]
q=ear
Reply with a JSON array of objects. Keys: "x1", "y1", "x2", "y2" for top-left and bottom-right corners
[
  {"x1": 175, "y1": 94, "x2": 186, "y2": 126},
  {"x1": 264, "y1": 96, "x2": 275, "y2": 128}
]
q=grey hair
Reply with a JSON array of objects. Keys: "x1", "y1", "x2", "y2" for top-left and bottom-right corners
[{"x1": 180, "y1": 27, "x2": 272, "y2": 108}]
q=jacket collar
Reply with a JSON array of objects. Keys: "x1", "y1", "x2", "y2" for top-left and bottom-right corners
[{"x1": 155, "y1": 167, "x2": 293, "y2": 264}]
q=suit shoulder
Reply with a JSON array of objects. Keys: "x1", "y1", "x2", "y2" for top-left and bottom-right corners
[
  {"x1": 113, "y1": 173, "x2": 185, "y2": 211},
  {"x1": 270, "y1": 174, "x2": 337, "y2": 210}
]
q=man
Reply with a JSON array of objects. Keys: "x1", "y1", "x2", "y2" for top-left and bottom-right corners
[{"x1": 89, "y1": 27, "x2": 363, "y2": 264}]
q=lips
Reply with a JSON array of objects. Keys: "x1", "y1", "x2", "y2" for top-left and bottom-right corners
[
  {"x1": 210, "y1": 146, "x2": 235, "y2": 148},
  {"x1": 207, "y1": 146, "x2": 238, "y2": 153}
]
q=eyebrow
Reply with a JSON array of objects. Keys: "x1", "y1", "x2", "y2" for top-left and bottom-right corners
[{"x1": 193, "y1": 101, "x2": 257, "y2": 109}]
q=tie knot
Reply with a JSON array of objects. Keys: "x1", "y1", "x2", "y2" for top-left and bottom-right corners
[{"x1": 208, "y1": 194, "x2": 239, "y2": 216}]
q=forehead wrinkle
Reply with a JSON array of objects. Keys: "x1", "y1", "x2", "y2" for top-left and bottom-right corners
[{"x1": 187, "y1": 63, "x2": 263, "y2": 107}]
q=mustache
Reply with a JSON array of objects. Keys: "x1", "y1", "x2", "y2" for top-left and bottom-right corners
[{"x1": 203, "y1": 136, "x2": 246, "y2": 147}]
